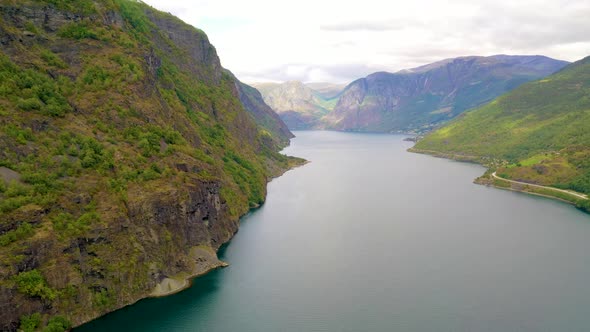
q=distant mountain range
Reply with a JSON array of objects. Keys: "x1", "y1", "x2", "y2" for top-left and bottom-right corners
[
  {"x1": 251, "y1": 81, "x2": 344, "y2": 129},
  {"x1": 253, "y1": 55, "x2": 569, "y2": 133},
  {"x1": 304, "y1": 82, "x2": 346, "y2": 99}
]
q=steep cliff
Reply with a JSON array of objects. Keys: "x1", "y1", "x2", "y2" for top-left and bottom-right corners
[
  {"x1": 231, "y1": 74, "x2": 294, "y2": 148},
  {"x1": 0, "y1": 1, "x2": 299, "y2": 330},
  {"x1": 324, "y1": 55, "x2": 568, "y2": 132}
]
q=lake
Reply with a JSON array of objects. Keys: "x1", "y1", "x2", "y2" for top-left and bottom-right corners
[{"x1": 77, "y1": 131, "x2": 590, "y2": 332}]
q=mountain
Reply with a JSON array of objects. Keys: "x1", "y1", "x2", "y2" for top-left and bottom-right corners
[
  {"x1": 414, "y1": 56, "x2": 590, "y2": 210},
  {"x1": 251, "y1": 81, "x2": 343, "y2": 129},
  {"x1": 230, "y1": 73, "x2": 294, "y2": 148},
  {"x1": 324, "y1": 55, "x2": 569, "y2": 132},
  {"x1": 0, "y1": 1, "x2": 300, "y2": 330},
  {"x1": 304, "y1": 82, "x2": 346, "y2": 99}
]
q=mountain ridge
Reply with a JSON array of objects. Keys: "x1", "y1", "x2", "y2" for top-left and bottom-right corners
[
  {"x1": 325, "y1": 54, "x2": 569, "y2": 132},
  {"x1": 253, "y1": 55, "x2": 569, "y2": 133}
]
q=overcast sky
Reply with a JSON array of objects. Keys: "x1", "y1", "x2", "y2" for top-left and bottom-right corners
[{"x1": 142, "y1": 0, "x2": 590, "y2": 84}]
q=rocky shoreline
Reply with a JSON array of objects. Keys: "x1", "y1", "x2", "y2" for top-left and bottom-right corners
[
  {"x1": 71, "y1": 157, "x2": 307, "y2": 328},
  {"x1": 147, "y1": 159, "x2": 308, "y2": 300},
  {"x1": 149, "y1": 246, "x2": 229, "y2": 298}
]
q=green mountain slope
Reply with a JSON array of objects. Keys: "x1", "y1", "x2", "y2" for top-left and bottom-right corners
[
  {"x1": 0, "y1": 0, "x2": 299, "y2": 330},
  {"x1": 415, "y1": 56, "x2": 590, "y2": 209}
]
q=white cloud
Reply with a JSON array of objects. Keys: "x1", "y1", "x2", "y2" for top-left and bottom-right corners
[{"x1": 142, "y1": 0, "x2": 590, "y2": 83}]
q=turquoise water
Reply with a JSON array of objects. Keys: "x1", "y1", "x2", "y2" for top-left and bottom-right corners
[{"x1": 77, "y1": 131, "x2": 590, "y2": 332}]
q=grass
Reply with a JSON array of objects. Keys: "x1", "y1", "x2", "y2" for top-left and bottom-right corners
[
  {"x1": 518, "y1": 154, "x2": 549, "y2": 167},
  {"x1": 0, "y1": 54, "x2": 72, "y2": 117},
  {"x1": 20, "y1": 313, "x2": 41, "y2": 332},
  {"x1": 51, "y1": 208, "x2": 99, "y2": 238},
  {"x1": 43, "y1": 316, "x2": 72, "y2": 332},
  {"x1": 0, "y1": 222, "x2": 35, "y2": 246},
  {"x1": 488, "y1": 173, "x2": 588, "y2": 212},
  {"x1": 58, "y1": 22, "x2": 99, "y2": 40},
  {"x1": 13, "y1": 270, "x2": 58, "y2": 301},
  {"x1": 34, "y1": 0, "x2": 100, "y2": 14}
]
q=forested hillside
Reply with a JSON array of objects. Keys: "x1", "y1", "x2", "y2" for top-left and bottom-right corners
[{"x1": 0, "y1": 0, "x2": 300, "y2": 330}]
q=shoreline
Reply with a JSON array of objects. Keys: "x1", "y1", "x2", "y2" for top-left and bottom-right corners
[
  {"x1": 146, "y1": 159, "x2": 311, "y2": 299},
  {"x1": 480, "y1": 181, "x2": 580, "y2": 205},
  {"x1": 74, "y1": 155, "x2": 309, "y2": 329},
  {"x1": 148, "y1": 263, "x2": 228, "y2": 298},
  {"x1": 489, "y1": 172, "x2": 588, "y2": 200},
  {"x1": 148, "y1": 246, "x2": 230, "y2": 298},
  {"x1": 407, "y1": 147, "x2": 485, "y2": 164},
  {"x1": 409, "y1": 147, "x2": 589, "y2": 211}
]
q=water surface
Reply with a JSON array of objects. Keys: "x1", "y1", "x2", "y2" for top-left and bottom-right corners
[{"x1": 78, "y1": 131, "x2": 590, "y2": 332}]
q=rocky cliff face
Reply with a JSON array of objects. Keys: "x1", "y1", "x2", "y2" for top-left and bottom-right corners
[
  {"x1": 0, "y1": 1, "x2": 298, "y2": 330},
  {"x1": 232, "y1": 75, "x2": 294, "y2": 148},
  {"x1": 325, "y1": 55, "x2": 569, "y2": 132}
]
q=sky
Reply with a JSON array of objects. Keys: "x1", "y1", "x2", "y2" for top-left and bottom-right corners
[{"x1": 142, "y1": 0, "x2": 590, "y2": 84}]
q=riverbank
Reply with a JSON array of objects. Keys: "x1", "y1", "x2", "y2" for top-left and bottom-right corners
[
  {"x1": 407, "y1": 147, "x2": 485, "y2": 164},
  {"x1": 150, "y1": 157, "x2": 308, "y2": 298},
  {"x1": 409, "y1": 148, "x2": 589, "y2": 212},
  {"x1": 475, "y1": 172, "x2": 588, "y2": 206}
]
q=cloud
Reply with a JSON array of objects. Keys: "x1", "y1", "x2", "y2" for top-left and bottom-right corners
[
  {"x1": 239, "y1": 63, "x2": 390, "y2": 84},
  {"x1": 320, "y1": 21, "x2": 411, "y2": 32},
  {"x1": 143, "y1": 0, "x2": 590, "y2": 83},
  {"x1": 472, "y1": 4, "x2": 590, "y2": 49}
]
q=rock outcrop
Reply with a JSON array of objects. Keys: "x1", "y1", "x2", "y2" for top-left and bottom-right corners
[
  {"x1": 252, "y1": 81, "x2": 341, "y2": 129},
  {"x1": 232, "y1": 74, "x2": 294, "y2": 148}
]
